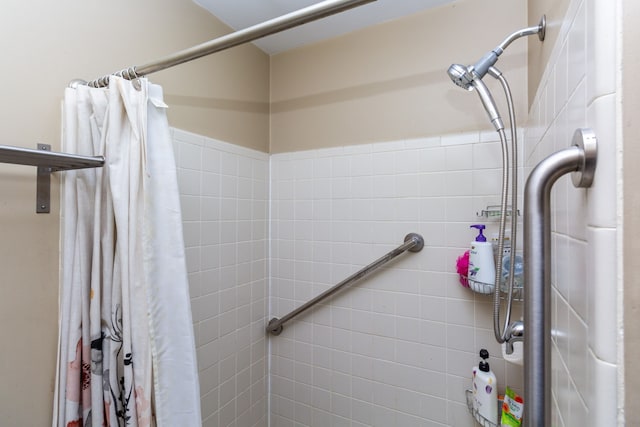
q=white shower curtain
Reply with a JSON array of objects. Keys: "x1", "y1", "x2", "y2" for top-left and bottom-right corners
[{"x1": 53, "y1": 77, "x2": 201, "y2": 427}]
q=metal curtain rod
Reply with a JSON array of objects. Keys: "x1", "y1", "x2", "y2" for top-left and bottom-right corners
[
  {"x1": 87, "y1": 0, "x2": 377, "y2": 88},
  {"x1": 266, "y1": 233, "x2": 424, "y2": 335}
]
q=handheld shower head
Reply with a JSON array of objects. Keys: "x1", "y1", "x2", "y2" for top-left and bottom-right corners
[
  {"x1": 447, "y1": 15, "x2": 546, "y2": 130},
  {"x1": 470, "y1": 75, "x2": 504, "y2": 131},
  {"x1": 447, "y1": 63, "x2": 474, "y2": 90},
  {"x1": 447, "y1": 64, "x2": 504, "y2": 131}
]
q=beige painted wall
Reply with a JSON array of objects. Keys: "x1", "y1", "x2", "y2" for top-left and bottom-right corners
[
  {"x1": 0, "y1": 1, "x2": 268, "y2": 424},
  {"x1": 270, "y1": 0, "x2": 528, "y2": 153},
  {"x1": 623, "y1": 0, "x2": 640, "y2": 422},
  {"x1": 527, "y1": 0, "x2": 571, "y2": 103}
]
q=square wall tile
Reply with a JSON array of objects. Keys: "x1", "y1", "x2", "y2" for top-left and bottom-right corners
[
  {"x1": 586, "y1": 0, "x2": 617, "y2": 102},
  {"x1": 586, "y1": 226, "x2": 617, "y2": 363},
  {"x1": 586, "y1": 94, "x2": 617, "y2": 228},
  {"x1": 587, "y1": 351, "x2": 617, "y2": 427},
  {"x1": 567, "y1": 1, "x2": 586, "y2": 97}
]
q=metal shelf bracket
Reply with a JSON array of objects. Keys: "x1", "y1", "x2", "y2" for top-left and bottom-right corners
[
  {"x1": 36, "y1": 144, "x2": 52, "y2": 213},
  {"x1": 0, "y1": 143, "x2": 105, "y2": 213}
]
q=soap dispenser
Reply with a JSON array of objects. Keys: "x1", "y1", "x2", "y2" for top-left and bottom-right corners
[
  {"x1": 468, "y1": 224, "x2": 495, "y2": 294},
  {"x1": 472, "y1": 349, "x2": 498, "y2": 424}
]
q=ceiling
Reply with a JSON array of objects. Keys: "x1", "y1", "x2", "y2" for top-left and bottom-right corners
[{"x1": 193, "y1": 0, "x2": 455, "y2": 55}]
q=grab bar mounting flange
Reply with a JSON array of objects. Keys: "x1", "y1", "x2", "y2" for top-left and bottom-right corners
[{"x1": 571, "y1": 128, "x2": 597, "y2": 188}]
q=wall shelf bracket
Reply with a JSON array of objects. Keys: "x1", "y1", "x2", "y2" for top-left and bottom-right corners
[{"x1": 0, "y1": 143, "x2": 105, "y2": 213}]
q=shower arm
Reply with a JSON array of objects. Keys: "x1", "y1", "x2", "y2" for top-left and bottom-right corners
[
  {"x1": 470, "y1": 15, "x2": 546, "y2": 80},
  {"x1": 495, "y1": 15, "x2": 546, "y2": 55}
]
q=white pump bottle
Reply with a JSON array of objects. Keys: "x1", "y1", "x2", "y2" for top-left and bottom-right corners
[
  {"x1": 472, "y1": 348, "x2": 498, "y2": 424},
  {"x1": 468, "y1": 224, "x2": 495, "y2": 294}
]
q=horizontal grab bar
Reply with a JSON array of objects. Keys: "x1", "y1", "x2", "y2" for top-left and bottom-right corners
[{"x1": 266, "y1": 233, "x2": 424, "y2": 336}]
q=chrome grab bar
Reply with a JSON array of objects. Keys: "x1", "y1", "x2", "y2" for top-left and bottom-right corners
[
  {"x1": 266, "y1": 233, "x2": 424, "y2": 335},
  {"x1": 523, "y1": 128, "x2": 597, "y2": 427}
]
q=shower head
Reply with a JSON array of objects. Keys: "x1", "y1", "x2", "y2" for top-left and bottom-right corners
[
  {"x1": 468, "y1": 72, "x2": 504, "y2": 131},
  {"x1": 447, "y1": 44, "x2": 503, "y2": 90},
  {"x1": 447, "y1": 64, "x2": 504, "y2": 131},
  {"x1": 446, "y1": 16, "x2": 546, "y2": 131},
  {"x1": 447, "y1": 63, "x2": 474, "y2": 90}
]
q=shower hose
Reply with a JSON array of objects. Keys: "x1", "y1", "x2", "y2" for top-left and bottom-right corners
[{"x1": 489, "y1": 66, "x2": 519, "y2": 346}]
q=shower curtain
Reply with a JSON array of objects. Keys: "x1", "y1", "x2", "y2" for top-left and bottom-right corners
[{"x1": 53, "y1": 77, "x2": 201, "y2": 427}]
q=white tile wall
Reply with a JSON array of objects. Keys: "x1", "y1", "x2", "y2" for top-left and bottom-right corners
[
  {"x1": 270, "y1": 134, "x2": 525, "y2": 427},
  {"x1": 169, "y1": 3, "x2": 622, "y2": 425},
  {"x1": 524, "y1": 0, "x2": 619, "y2": 425},
  {"x1": 172, "y1": 128, "x2": 269, "y2": 427}
]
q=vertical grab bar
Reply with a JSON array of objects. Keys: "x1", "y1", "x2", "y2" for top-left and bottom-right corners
[{"x1": 523, "y1": 128, "x2": 597, "y2": 426}]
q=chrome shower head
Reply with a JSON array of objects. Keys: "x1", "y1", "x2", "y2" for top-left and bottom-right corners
[
  {"x1": 468, "y1": 75, "x2": 504, "y2": 131},
  {"x1": 447, "y1": 63, "x2": 474, "y2": 90},
  {"x1": 447, "y1": 51, "x2": 499, "y2": 90},
  {"x1": 447, "y1": 63, "x2": 504, "y2": 131},
  {"x1": 447, "y1": 17, "x2": 548, "y2": 131}
]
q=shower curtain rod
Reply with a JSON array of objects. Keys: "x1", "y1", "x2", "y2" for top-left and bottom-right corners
[{"x1": 85, "y1": 0, "x2": 377, "y2": 88}]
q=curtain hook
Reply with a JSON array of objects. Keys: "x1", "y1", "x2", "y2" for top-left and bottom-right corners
[{"x1": 131, "y1": 78, "x2": 142, "y2": 91}]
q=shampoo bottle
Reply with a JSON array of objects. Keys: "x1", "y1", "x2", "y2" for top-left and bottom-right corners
[
  {"x1": 472, "y1": 349, "x2": 498, "y2": 424},
  {"x1": 468, "y1": 224, "x2": 495, "y2": 294}
]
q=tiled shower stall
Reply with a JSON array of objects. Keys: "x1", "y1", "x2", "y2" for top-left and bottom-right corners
[
  {"x1": 174, "y1": 127, "x2": 527, "y2": 427},
  {"x1": 171, "y1": 0, "x2": 619, "y2": 424}
]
